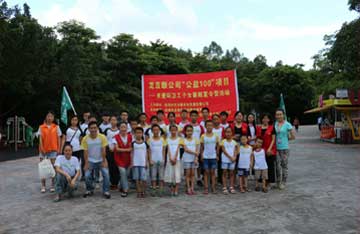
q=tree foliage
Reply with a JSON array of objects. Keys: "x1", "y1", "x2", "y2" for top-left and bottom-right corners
[{"x1": 0, "y1": 0, "x2": 358, "y2": 127}]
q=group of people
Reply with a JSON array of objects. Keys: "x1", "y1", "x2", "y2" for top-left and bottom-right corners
[{"x1": 38, "y1": 107, "x2": 295, "y2": 202}]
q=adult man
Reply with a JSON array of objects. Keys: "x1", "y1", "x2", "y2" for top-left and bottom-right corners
[
  {"x1": 80, "y1": 111, "x2": 91, "y2": 133},
  {"x1": 81, "y1": 121, "x2": 111, "y2": 199},
  {"x1": 119, "y1": 110, "x2": 132, "y2": 133}
]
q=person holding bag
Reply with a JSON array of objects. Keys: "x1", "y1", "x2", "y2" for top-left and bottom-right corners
[{"x1": 38, "y1": 111, "x2": 62, "y2": 193}]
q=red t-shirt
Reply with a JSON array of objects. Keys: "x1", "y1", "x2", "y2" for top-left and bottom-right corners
[
  {"x1": 256, "y1": 125, "x2": 277, "y2": 156},
  {"x1": 113, "y1": 133, "x2": 132, "y2": 168}
]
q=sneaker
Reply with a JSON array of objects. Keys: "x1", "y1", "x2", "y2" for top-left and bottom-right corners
[
  {"x1": 279, "y1": 183, "x2": 286, "y2": 190},
  {"x1": 83, "y1": 191, "x2": 93, "y2": 198},
  {"x1": 197, "y1": 180, "x2": 203, "y2": 187},
  {"x1": 103, "y1": 192, "x2": 111, "y2": 199},
  {"x1": 150, "y1": 189, "x2": 156, "y2": 197},
  {"x1": 68, "y1": 190, "x2": 74, "y2": 198}
]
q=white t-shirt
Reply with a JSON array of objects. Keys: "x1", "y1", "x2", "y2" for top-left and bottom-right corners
[
  {"x1": 238, "y1": 145, "x2": 252, "y2": 169},
  {"x1": 99, "y1": 122, "x2": 111, "y2": 133},
  {"x1": 213, "y1": 126, "x2": 224, "y2": 141},
  {"x1": 54, "y1": 155, "x2": 80, "y2": 177},
  {"x1": 105, "y1": 128, "x2": 120, "y2": 150},
  {"x1": 167, "y1": 137, "x2": 183, "y2": 161},
  {"x1": 191, "y1": 124, "x2": 204, "y2": 140},
  {"x1": 254, "y1": 149, "x2": 268, "y2": 170},
  {"x1": 164, "y1": 124, "x2": 180, "y2": 138},
  {"x1": 248, "y1": 124, "x2": 256, "y2": 145},
  {"x1": 220, "y1": 123, "x2": 229, "y2": 129},
  {"x1": 65, "y1": 127, "x2": 82, "y2": 152},
  {"x1": 80, "y1": 123, "x2": 88, "y2": 133},
  {"x1": 183, "y1": 138, "x2": 199, "y2": 163},
  {"x1": 132, "y1": 141, "x2": 149, "y2": 167},
  {"x1": 220, "y1": 139, "x2": 237, "y2": 163},
  {"x1": 200, "y1": 133, "x2": 219, "y2": 159},
  {"x1": 178, "y1": 121, "x2": 190, "y2": 129},
  {"x1": 147, "y1": 137, "x2": 166, "y2": 163}
]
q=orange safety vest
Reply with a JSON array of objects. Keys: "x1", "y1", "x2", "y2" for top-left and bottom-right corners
[{"x1": 40, "y1": 123, "x2": 59, "y2": 153}]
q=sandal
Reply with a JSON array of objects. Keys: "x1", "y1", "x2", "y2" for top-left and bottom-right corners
[
  {"x1": 262, "y1": 187, "x2": 268, "y2": 193},
  {"x1": 191, "y1": 190, "x2": 196, "y2": 195},
  {"x1": 229, "y1": 187, "x2": 236, "y2": 194},
  {"x1": 53, "y1": 196, "x2": 61, "y2": 202},
  {"x1": 255, "y1": 187, "x2": 261, "y2": 192},
  {"x1": 203, "y1": 189, "x2": 209, "y2": 195},
  {"x1": 222, "y1": 187, "x2": 229, "y2": 195}
]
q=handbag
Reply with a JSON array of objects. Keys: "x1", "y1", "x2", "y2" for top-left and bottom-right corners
[{"x1": 38, "y1": 159, "x2": 56, "y2": 179}]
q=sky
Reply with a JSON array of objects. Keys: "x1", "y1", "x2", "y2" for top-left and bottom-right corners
[{"x1": 7, "y1": 0, "x2": 358, "y2": 69}]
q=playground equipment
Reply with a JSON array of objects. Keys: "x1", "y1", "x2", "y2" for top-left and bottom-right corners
[{"x1": 5, "y1": 116, "x2": 33, "y2": 151}]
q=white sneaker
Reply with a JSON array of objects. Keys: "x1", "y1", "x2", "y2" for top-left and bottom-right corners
[{"x1": 279, "y1": 183, "x2": 285, "y2": 190}]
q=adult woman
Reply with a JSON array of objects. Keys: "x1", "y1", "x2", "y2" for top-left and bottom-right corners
[
  {"x1": 257, "y1": 113, "x2": 276, "y2": 188},
  {"x1": 232, "y1": 111, "x2": 248, "y2": 144},
  {"x1": 274, "y1": 108, "x2": 295, "y2": 190},
  {"x1": 38, "y1": 111, "x2": 62, "y2": 193},
  {"x1": 246, "y1": 113, "x2": 257, "y2": 146},
  {"x1": 61, "y1": 115, "x2": 84, "y2": 178}
]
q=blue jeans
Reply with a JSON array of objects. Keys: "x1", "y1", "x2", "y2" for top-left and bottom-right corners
[
  {"x1": 85, "y1": 162, "x2": 110, "y2": 193},
  {"x1": 118, "y1": 167, "x2": 129, "y2": 191},
  {"x1": 55, "y1": 174, "x2": 78, "y2": 194}
]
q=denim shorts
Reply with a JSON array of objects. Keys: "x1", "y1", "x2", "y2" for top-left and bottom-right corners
[
  {"x1": 39, "y1": 151, "x2": 58, "y2": 159},
  {"x1": 203, "y1": 159, "x2": 217, "y2": 170},
  {"x1": 237, "y1": 168, "x2": 250, "y2": 177},
  {"x1": 221, "y1": 162, "x2": 235, "y2": 170},
  {"x1": 150, "y1": 162, "x2": 164, "y2": 181},
  {"x1": 132, "y1": 166, "x2": 147, "y2": 181},
  {"x1": 183, "y1": 162, "x2": 196, "y2": 169}
]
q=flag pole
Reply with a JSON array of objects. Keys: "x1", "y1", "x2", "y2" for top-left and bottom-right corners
[{"x1": 63, "y1": 86, "x2": 77, "y2": 115}]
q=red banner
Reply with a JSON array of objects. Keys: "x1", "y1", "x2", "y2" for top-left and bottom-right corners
[{"x1": 142, "y1": 70, "x2": 239, "y2": 122}]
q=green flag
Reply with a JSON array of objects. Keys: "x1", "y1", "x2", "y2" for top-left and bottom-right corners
[
  {"x1": 61, "y1": 87, "x2": 76, "y2": 125},
  {"x1": 279, "y1": 93, "x2": 287, "y2": 120}
]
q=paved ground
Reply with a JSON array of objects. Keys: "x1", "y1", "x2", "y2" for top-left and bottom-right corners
[{"x1": 0, "y1": 125, "x2": 359, "y2": 234}]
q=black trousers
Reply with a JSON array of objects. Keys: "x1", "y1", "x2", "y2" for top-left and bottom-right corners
[
  {"x1": 73, "y1": 150, "x2": 85, "y2": 177},
  {"x1": 266, "y1": 155, "x2": 276, "y2": 183},
  {"x1": 106, "y1": 148, "x2": 119, "y2": 186}
]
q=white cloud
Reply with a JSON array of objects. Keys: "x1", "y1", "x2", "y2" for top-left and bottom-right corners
[
  {"x1": 36, "y1": 1, "x2": 343, "y2": 69},
  {"x1": 225, "y1": 19, "x2": 339, "y2": 41}
]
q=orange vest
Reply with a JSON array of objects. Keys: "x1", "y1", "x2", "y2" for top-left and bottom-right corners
[{"x1": 40, "y1": 123, "x2": 59, "y2": 153}]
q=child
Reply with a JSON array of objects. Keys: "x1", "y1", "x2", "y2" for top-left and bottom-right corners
[
  {"x1": 247, "y1": 113, "x2": 257, "y2": 146},
  {"x1": 165, "y1": 112, "x2": 179, "y2": 138},
  {"x1": 113, "y1": 122, "x2": 132, "y2": 197},
  {"x1": 220, "y1": 127, "x2": 238, "y2": 195},
  {"x1": 183, "y1": 125, "x2": 200, "y2": 195},
  {"x1": 200, "y1": 120, "x2": 219, "y2": 194},
  {"x1": 131, "y1": 127, "x2": 150, "y2": 198},
  {"x1": 187, "y1": 110, "x2": 205, "y2": 186},
  {"x1": 145, "y1": 115, "x2": 165, "y2": 140},
  {"x1": 200, "y1": 107, "x2": 210, "y2": 129},
  {"x1": 238, "y1": 135, "x2": 253, "y2": 193},
  {"x1": 129, "y1": 119, "x2": 139, "y2": 140},
  {"x1": 53, "y1": 144, "x2": 81, "y2": 202},
  {"x1": 178, "y1": 109, "x2": 190, "y2": 129},
  {"x1": 147, "y1": 124, "x2": 166, "y2": 197},
  {"x1": 138, "y1": 113, "x2": 150, "y2": 132},
  {"x1": 253, "y1": 138, "x2": 268, "y2": 193},
  {"x1": 220, "y1": 111, "x2": 229, "y2": 128},
  {"x1": 164, "y1": 125, "x2": 183, "y2": 196},
  {"x1": 157, "y1": 109, "x2": 167, "y2": 130},
  {"x1": 99, "y1": 112, "x2": 111, "y2": 134}
]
